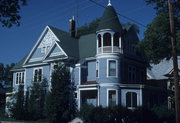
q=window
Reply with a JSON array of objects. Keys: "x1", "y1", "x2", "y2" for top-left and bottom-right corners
[
  {"x1": 74, "y1": 91, "x2": 78, "y2": 99},
  {"x1": 126, "y1": 92, "x2": 137, "y2": 108},
  {"x1": 22, "y1": 72, "x2": 24, "y2": 84},
  {"x1": 114, "y1": 33, "x2": 120, "y2": 46},
  {"x1": 53, "y1": 64, "x2": 58, "y2": 70},
  {"x1": 15, "y1": 72, "x2": 24, "y2": 85},
  {"x1": 41, "y1": 46, "x2": 50, "y2": 54},
  {"x1": 103, "y1": 33, "x2": 111, "y2": 46},
  {"x1": 108, "y1": 90, "x2": 117, "y2": 106},
  {"x1": 98, "y1": 34, "x2": 101, "y2": 47},
  {"x1": 33, "y1": 68, "x2": 43, "y2": 82},
  {"x1": 41, "y1": 47, "x2": 46, "y2": 53},
  {"x1": 16, "y1": 73, "x2": 19, "y2": 84},
  {"x1": 108, "y1": 60, "x2": 117, "y2": 77},
  {"x1": 52, "y1": 62, "x2": 59, "y2": 71},
  {"x1": 96, "y1": 61, "x2": 99, "y2": 77},
  {"x1": 128, "y1": 66, "x2": 136, "y2": 83}
]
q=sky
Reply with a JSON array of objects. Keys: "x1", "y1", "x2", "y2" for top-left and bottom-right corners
[{"x1": 0, "y1": 0, "x2": 156, "y2": 65}]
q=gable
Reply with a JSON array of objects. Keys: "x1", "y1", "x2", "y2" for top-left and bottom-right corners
[
  {"x1": 24, "y1": 26, "x2": 59, "y2": 64},
  {"x1": 44, "y1": 42, "x2": 67, "y2": 61}
]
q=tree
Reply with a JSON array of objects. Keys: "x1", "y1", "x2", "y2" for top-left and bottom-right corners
[
  {"x1": 27, "y1": 79, "x2": 48, "y2": 120},
  {"x1": 11, "y1": 85, "x2": 25, "y2": 120},
  {"x1": 4, "y1": 63, "x2": 15, "y2": 87},
  {"x1": 139, "y1": 0, "x2": 180, "y2": 63},
  {"x1": 0, "y1": 0, "x2": 27, "y2": 27},
  {"x1": 0, "y1": 63, "x2": 4, "y2": 83},
  {"x1": 77, "y1": 18, "x2": 100, "y2": 37},
  {"x1": 45, "y1": 64, "x2": 76, "y2": 123}
]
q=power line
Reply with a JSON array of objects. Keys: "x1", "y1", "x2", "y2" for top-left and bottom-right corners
[{"x1": 88, "y1": 0, "x2": 148, "y2": 28}]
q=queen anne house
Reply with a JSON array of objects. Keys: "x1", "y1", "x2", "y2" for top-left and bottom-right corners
[{"x1": 7, "y1": 1, "x2": 166, "y2": 112}]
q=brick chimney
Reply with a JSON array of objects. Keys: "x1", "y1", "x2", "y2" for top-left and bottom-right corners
[{"x1": 69, "y1": 16, "x2": 76, "y2": 37}]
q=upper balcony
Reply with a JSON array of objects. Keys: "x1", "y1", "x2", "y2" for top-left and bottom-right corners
[
  {"x1": 98, "y1": 46, "x2": 123, "y2": 54},
  {"x1": 96, "y1": 32, "x2": 123, "y2": 54}
]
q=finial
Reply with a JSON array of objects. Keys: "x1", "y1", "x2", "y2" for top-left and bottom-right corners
[{"x1": 108, "y1": 0, "x2": 112, "y2": 6}]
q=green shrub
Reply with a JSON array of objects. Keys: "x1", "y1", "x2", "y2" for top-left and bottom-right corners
[
  {"x1": 78, "y1": 104, "x2": 131, "y2": 123},
  {"x1": 152, "y1": 104, "x2": 175, "y2": 123}
]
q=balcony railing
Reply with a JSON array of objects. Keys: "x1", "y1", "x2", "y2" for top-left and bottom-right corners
[{"x1": 97, "y1": 46, "x2": 123, "y2": 54}]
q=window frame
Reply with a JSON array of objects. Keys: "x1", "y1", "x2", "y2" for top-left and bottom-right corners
[
  {"x1": 107, "y1": 89, "x2": 118, "y2": 107},
  {"x1": 107, "y1": 59, "x2": 118, "y2": 77},
  {"x1": 33, "y1": 67, "x2": 43, "y2": 82},
  {"x1": 96, "y1": 61, "x2": 99, "y2": 78},
  {"x1": 126, "y1": 92, "x2": 138, "y2": 109},
  {"x1": 15, "y1": 72, "x2": 25, "y2": 85}
]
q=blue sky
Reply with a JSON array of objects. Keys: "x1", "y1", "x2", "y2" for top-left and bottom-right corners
[{"x1": 0, "y1": 0, "x2": 156, "y2": 64}]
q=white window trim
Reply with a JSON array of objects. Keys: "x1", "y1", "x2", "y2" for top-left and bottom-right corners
[
  {"x1": 125, "y1": 91, "x2": 138, "y2": 109},
  {"x1": 15, "y1": 72, "x2": 25, "y2": 85},
  {"x1": 107, "y1": 89, "x2": 118, "y2": 107},
  {"x1": 96, "y1": 60, "x2": 100, "y2": 78},
  {"x1": 107, "y1": 59, "x2": 118, "y2": 78},
  {"x1": 33, "y1": 67, "x2": 43, "y2": 82}
]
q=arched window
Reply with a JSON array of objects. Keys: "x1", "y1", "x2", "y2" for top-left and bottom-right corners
[
  {"x1": 98, "y1": 34, "x2": 101, "y2": 47},
  {"x1": 114, "y1": 33, "x2": 120, "y2": 46},
  {"x1": 126, "y1": 92, "x2": 137, "y2": 108},
  {"x1": 103, "y1": 33, "x2": 111, "y2": 46}
]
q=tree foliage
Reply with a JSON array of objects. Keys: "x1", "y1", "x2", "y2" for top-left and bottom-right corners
[
  {"x1": 77, "y1": 18, "x2": 100, "y2": 37},
  {"x1": 10, "y1": 79, "x2": 48, "y2": 121},
  {"x1": 11, "y1": 85, "x2": 25, "y2": 120},
  {"x1": 0, "y1": 63, "x2": 15, "y2": 86},
  {"x1": 78, "y1": 104, "x2": 175, "y2": 123},
  {"x1": 139, "y1": 0, "x2": 180, "y2": 63},
  {"x1": 45, "y1": 64, "x2": 76, "y2": 123},
  {"x1": 26, "y1": 79, "x2": 48, "y2": 120},
  {"x1": 0, "y1": 0, "x2": 27, "y2": 27}
]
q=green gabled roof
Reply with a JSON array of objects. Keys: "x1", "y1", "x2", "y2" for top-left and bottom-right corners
[
  {"x1": 48, "y1": 26, "x2": 79, "y2": 59},
  {"x1": 78, "y1": 33, "x2": 96, "y2": 63},
  {"x1": 12, "y1": 55, "x2": 28, "y2": 71},
  {"x1": 97, "y1": 5, "x2": 123, "y2": 32}
]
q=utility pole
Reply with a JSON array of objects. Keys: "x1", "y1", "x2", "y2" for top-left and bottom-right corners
[{"x1": 168, "y1": 0, "x2": 180, "y2": 123}]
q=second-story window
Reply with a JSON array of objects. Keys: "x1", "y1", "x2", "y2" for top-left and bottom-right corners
[
  {"x1": 15, "y1": 72, "x2": 24, "y2": 85},
  {"x1": 108, "y1": 60, "x2": 117, "y2": 77},
  {"x1": 33, "y1": 68, "x2": 42, "y2": 82}
]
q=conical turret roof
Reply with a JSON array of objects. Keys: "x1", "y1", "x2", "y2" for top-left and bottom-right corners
[{"x1": 97, "y1": 5, "x2": 123, "y2": 32}]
